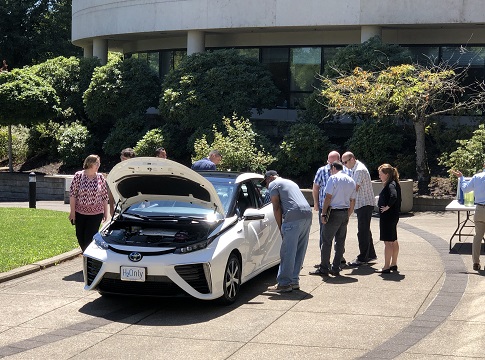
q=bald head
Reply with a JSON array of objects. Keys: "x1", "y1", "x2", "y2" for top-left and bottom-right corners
[{"x1": 327, "y1": 151, "x2": 341, "y2": 164}]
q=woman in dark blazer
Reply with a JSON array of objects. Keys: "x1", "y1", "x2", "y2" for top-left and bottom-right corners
[{"x1": 376, "y1": 164, "x2": 402, "y2": 273}]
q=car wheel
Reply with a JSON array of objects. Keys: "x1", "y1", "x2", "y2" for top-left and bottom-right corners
[{"x1": 219, "y1": 253, "x2": 241, "y2": 305}]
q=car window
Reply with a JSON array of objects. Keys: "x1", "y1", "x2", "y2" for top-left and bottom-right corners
[{"x1": 126, "y1": 200, "x2": 219, "y2": 218}]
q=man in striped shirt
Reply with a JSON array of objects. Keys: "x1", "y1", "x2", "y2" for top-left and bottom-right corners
[{"x1": 342, "y1": 152, "x2": 377, "y2": 266}]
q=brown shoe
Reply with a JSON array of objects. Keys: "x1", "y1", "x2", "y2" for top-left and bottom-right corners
[{"x1": 473, "y1": 263, "x2": 481, "y2": 271}]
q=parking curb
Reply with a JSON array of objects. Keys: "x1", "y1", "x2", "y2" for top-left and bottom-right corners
[{"x1": 0, "y1": 249, "x2": 82, "y2": 284}]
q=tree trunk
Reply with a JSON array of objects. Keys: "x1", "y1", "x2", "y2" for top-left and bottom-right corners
[
  {"x1": 414, "y1": 119, "x2": 430, "y2": 195},
  {"x1": 8, "y1": 124, "x2": 13, "y2": 173}
]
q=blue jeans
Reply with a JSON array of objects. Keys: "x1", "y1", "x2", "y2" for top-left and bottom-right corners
[
  {"x1": 320, "y1": 210, "x2": 349, "y2": 271},
  {"x1": 355, "y1": 205, "x2": 376, "y2": 262},
  {"x1": 277, "y1": 216, "x2": 312, "y2": 286}
]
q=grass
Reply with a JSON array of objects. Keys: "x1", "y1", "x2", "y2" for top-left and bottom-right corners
[{"x1": 0, "y1": 208, "x2": 78, "y2": 273}]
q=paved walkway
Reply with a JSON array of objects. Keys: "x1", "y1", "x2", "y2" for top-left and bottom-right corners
[{"x1": 0, "y1": 201, "x2": 484, "y2": 359}]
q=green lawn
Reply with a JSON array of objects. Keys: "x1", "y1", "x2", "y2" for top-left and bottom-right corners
[{"x1": 0, "y1": 208, "x2": 78, "y2": 273}]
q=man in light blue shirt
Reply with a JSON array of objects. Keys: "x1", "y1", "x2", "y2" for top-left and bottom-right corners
[
  {"x1": 310, "y1": 161, "x2": 356, "y2": 276},
  {"x1": 452, "y1": 167, "x2": 485, "y2": 271}
]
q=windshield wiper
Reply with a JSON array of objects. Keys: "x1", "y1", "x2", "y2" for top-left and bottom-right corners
[{"x1": 121, "y1": 213, "x2": 150, "y2": 220}]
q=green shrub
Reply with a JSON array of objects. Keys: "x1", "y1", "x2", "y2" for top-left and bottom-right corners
[
  {"x1": 0, "y1": 125, "x2": 29, "y2": 165},
  {"x1": 27, "y1": 120, "x2": 61, "y2": 159},
  {"x1": 274, "y1": 123, "x2": 330, "y2": 179},
  {"x1": 439, "y1": 123, "x2": 485, "y2": 179},
  {"x1": 103, "y1": 113, "x2": 149, "y2": 156},
  {"x1": 57, "y1": 121, "x2": 90, "y2": 167},
  {"x1": 192, "y1": 115, "x2": 275, "y2": 172},
  {"x1": 134, "y1": 128, "x2": 165, "y2": 157}
]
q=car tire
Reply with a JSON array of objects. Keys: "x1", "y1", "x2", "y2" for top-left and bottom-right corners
[{"x1": 219, "y1": 253, "x2": 241, "y2": 305}]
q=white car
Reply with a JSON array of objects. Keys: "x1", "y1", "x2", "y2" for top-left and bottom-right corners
[{"x1": 83, "y1": 158, "x2": 281, "y2": 304}]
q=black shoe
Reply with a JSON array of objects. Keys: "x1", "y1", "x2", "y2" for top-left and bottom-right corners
[
  {"x1": 376, "y1": 268, "x2": 391, "y2": 274},
  {"x1": 329, "y1": 268, "x2": 340, "y2": 276},
  {"x1": 473, "y1": 263, "x2": 481, "y2": 271},
  {"x1": 390, "y1": 265, "x2": 398, "y2": 272},
  {"x1": 309, "y1": 268, "x2": 329, "y2": 277}
]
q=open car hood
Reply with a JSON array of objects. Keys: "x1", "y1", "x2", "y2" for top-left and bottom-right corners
[{"x1": 107, "y1": 157, "x2": 225, "y2": 216}]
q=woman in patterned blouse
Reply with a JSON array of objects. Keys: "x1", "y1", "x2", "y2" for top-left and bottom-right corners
[{"x1": 69, "y1": 155, "x2": 109, "y2": 251}]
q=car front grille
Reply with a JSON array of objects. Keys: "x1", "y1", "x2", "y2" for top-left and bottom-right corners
[
  {"x1": 174, "y1": 264, "x2": 210, "y2": 294},
  {"x1": 89, "y1": 263, "x2": 211, "y2": 297},
  {"x1": 86, "y1": 257, "x2": 103, "y2": 286},
  {"x1": 97, "y1": 273, "x2": 188, "y2": 297}
]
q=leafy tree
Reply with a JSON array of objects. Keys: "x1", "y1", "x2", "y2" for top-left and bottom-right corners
[
  {"x1": 0, "y1": 68, "x2": 59, "y2": 171},
  {"x1": 160, "y1": 49, "x2": 278, "y2": 157},
  {"x1": 83, "y1": 55, "x2": 161, "y2": 145},
  {"x1": 134, "y1": 128, "x2": 166, "y2": 157},
  {"x1": 439, "y1": 124, "x2": 485, "y2": 179},
  {"x1": 31, "y1": 56, "x2": 100, "y2": 121},
  {"x1": 0, "y1": 0, "x2": 81, "y2": 69},
  {"x1": 321, "y1": 64, "x2": 485, "y2": 194},
  {"x1": 323, "y1": 36, "x2": 412, "y2": 77},
  {"x1": 345, "y1": 120, "x2": 415, "y2": 178},
  {"x1": 274, "y1": 123, "x2": 330, "y2": 183},
  {"x1": 192, "y1": 115, "x2": 275, "y2": 172}
]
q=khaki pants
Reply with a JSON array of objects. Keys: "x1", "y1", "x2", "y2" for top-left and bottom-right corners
[{"x1": 472, "y1": 205, "x2": 485, "y2": 264}]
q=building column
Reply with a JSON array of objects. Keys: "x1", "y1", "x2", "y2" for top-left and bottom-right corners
[
  {"x1": 83, "y1": 44, "x2": 93, "y2": 58},
  {"x1": 361, "y1": 25, "x2": 382, "y2": 43},
  {"x1": 187, "y1": 31, "x2": 205, "y2": 55},
  {"x1": 93, "y1": 38, "x2": 108, "y2": 65}
]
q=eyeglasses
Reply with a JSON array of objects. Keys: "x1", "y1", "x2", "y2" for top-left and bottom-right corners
[{"x1": 342, "y1": 158, "x2": 351, "y2": 165}]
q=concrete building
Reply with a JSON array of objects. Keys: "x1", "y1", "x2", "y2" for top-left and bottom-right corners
[{"x1": 72, "y1": 0, "x2": 485, "y2": 120}]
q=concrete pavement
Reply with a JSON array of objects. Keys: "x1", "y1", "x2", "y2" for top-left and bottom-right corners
[{"x1": 0, "y1": 201, "x2": 484, "y2": 359}]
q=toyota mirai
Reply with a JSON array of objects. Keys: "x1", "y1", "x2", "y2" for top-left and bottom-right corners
[{"x1": 83, "y1": 157, "x2": 281, "y2": 304}]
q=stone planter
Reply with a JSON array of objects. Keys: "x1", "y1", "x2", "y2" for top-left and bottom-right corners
[{"x1": 371, "y1": 179, "x2": 413, "y2": 213}]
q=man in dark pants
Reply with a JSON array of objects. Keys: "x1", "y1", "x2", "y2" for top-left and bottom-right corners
[
  {"x1": 310, "y1": 162, "x2": 356, "y2": 276},
  {"x1": 342, "y1": 152, "x2": 377, "y2": 266}
]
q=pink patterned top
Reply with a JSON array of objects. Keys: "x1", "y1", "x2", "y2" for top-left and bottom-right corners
[{"x1": 69, "y1": 171, "x2": 108, "y2": 215}]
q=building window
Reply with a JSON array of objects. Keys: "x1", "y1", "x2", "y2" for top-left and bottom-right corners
[
  {"x1": 262, "y1": 47, "x2": 290, "y2": 108},
  {"x1": 405, "y1": 46, "x2": 439, "y2": 66},
  {"x1": 289, "y1": 47, "x2": 322, "y2": 108}
]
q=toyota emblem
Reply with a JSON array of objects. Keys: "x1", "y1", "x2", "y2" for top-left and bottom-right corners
[{"x1": 128, "y1": 252, "x2": 142, "y2": 262}]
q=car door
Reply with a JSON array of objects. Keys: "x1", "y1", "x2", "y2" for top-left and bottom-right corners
[
  {"x1": 253, "y1": 179, "x2": 281, "y2": 265},
  {"x1": 243, "y1": 180, "x2": 281, "y2": 273},
  {"x1": 238, "y1": 181, "x2": 268, "y2": 277}
]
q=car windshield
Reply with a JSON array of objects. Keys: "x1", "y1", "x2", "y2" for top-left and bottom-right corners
[
  {"x1": 124, "y1": 175, "x2": 238, "y2": 218},
  {"x1": 202, "y1": 175, "x2": 237, "y2": 212}
]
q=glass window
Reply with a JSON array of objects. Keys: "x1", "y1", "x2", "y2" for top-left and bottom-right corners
[
  {"x1": 173, "y1": 50, "x2": 187, "y2": 69},
  {"x1": 405, "y1": 46, "x2": 439, "y2": 66},
  {"x1": 290, "y1": 47, "x2": 321, "y2": 92},
  {"x1": 323, "y1": 47, "x2": 341, "y2": 65},
  {"x1": 137, "y1": 52, "x2": 148, "y2": 62},
  {"x1": 235, "y1": 48, "x2": 259, "y2": 60},
  {"x1": 147, "y1": 52, "x2": 160, "y2": 75},
  {"x1": 262, "y1": 47, "x2": 289, "y2": 107},
  {"x1": 441, "y1": 46, "x2": 485, "y2": 67}
]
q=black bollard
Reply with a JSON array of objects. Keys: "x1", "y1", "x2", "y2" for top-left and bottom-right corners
[{"x1": 29, "y1": 172, "x2": 36, "y2": 209}]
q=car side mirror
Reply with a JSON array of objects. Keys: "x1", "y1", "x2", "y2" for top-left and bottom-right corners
[{"x1": 243, "y1": 208, "x2": 264, "y2": 220}]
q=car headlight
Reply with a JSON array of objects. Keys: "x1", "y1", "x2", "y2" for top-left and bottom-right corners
[
  {"x1": 93, "y1": 233, "x2": 109, "y2": 250},
  {"x1": 174, "y1": 240, "x2": 209, "y2": 254}
]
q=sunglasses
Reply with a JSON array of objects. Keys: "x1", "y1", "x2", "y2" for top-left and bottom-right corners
[{"x1": 342, "y1": 158, "x2": 352, "y2": 165}]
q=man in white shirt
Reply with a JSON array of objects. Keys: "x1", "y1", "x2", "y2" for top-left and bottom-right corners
[{"x1": 310, "y1": 161, "x2": 356, "y2": 276}]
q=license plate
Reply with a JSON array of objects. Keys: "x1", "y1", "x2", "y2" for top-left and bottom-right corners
[{"x1": 120, "y1": 266, "x2": 146, "y2": 282}]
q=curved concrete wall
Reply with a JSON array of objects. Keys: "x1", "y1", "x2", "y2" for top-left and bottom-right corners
[{"x1": 72, "y1": 0, "x2": 485, "y2": 46}]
